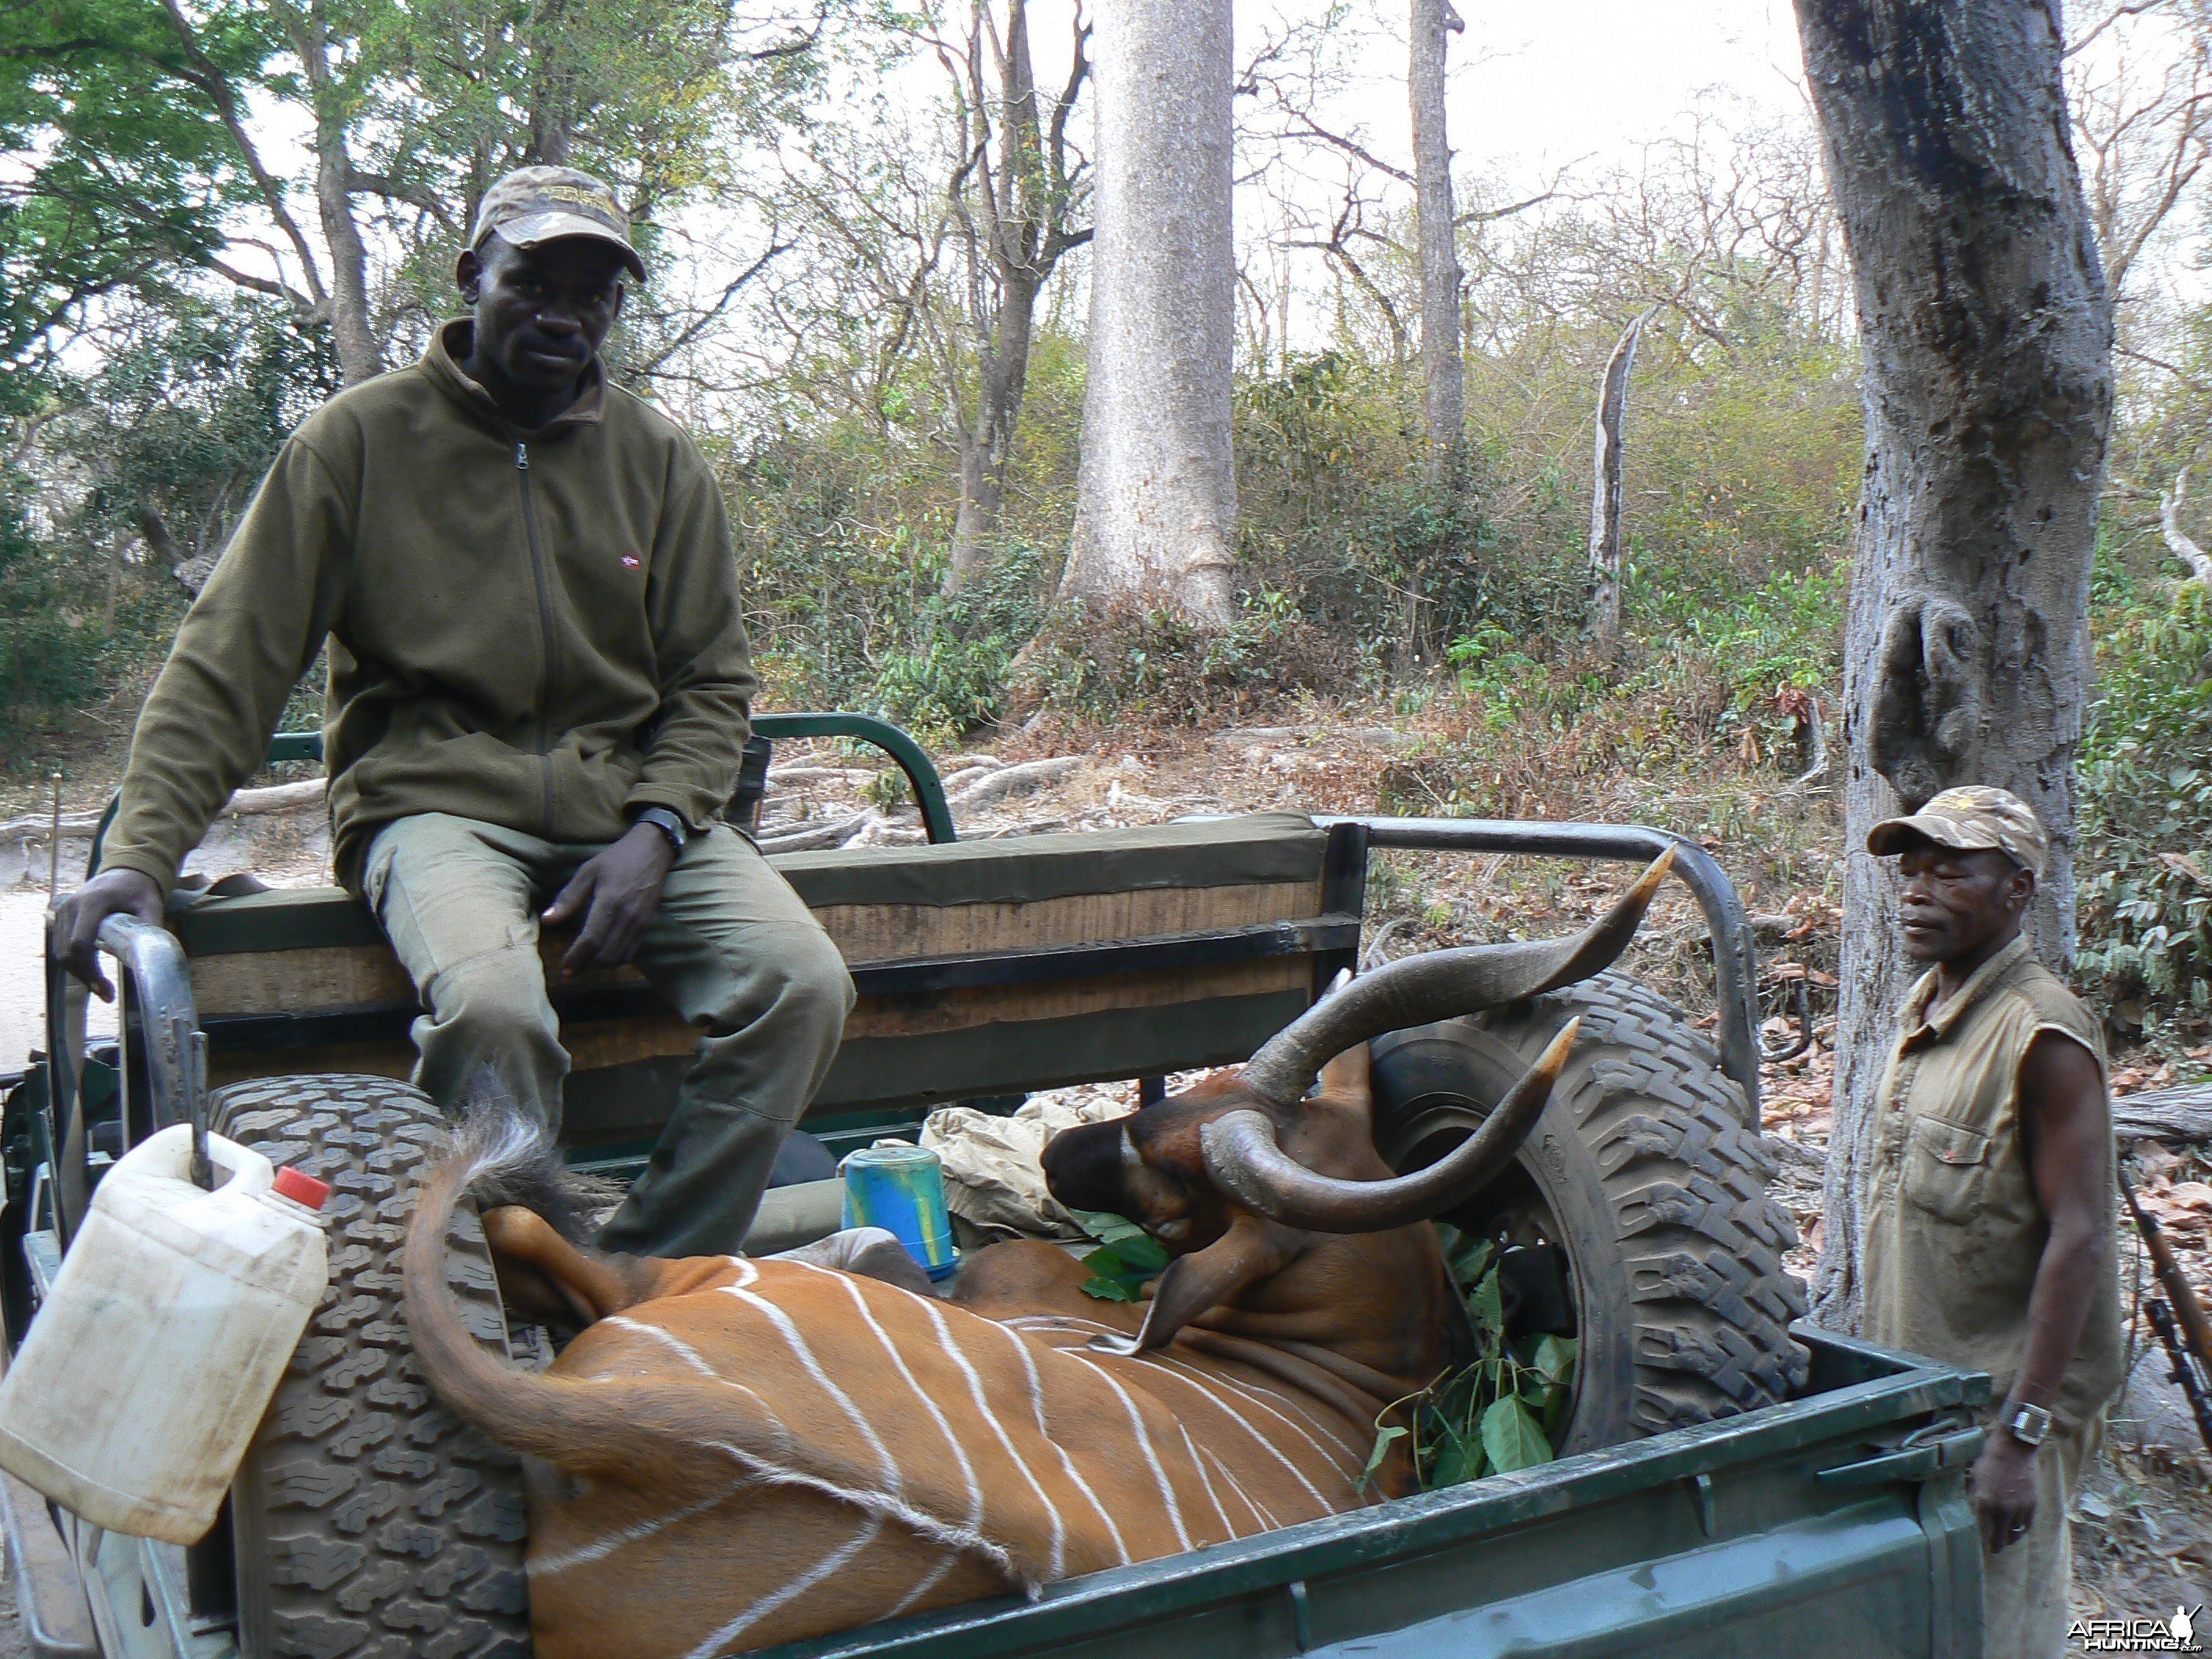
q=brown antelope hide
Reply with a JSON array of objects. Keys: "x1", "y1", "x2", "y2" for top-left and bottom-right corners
[{"x1": 404, "y1": 852, "x2": 1675, "y2": 1659}]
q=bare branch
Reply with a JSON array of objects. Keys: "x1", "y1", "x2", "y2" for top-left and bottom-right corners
[
  {"x1": 1455, "y1": 190, "x2": 1557, "y2": 228},
  {"x1": 632, "y1": 240, "x2": 793, "y2": 378},
  {"x1": 347, "y1": 170, "x2": 460, "y2": 235},
  {"x1": 2067, "y1": 0, "x2": 2168, "y2": 58},
  {"x1": 152, "y1": 0, "x2": 328, "y2": 305},
  {"x1": 2160, "y1": 467, "x2": 2212, "y2": 582}
]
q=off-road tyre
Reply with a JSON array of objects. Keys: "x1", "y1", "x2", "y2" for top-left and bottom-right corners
[
  {"x1": 1369, "y1": 970, "x2": 1810, "y2": 1453},
  {"x1": 212, "y1": 1075, "x2": 531, "y2": 1659}
]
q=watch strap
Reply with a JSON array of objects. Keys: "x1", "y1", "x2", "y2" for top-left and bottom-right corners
[
  {"x1": 632, "y1": 806, "x2": 689, "y2": 853},
  {"x1": 2001, "y1": 1401, "x2": 2053, "y2": 1446}
]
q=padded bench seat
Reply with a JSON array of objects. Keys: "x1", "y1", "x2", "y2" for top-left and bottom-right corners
[{"x1": 164, "y1": 813, "x2": 1356, "y2": 1149}]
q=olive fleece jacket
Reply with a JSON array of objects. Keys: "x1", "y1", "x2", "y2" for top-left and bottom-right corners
[{"x1": 101, "y1": 320, "x2": 757, "y2": 893}]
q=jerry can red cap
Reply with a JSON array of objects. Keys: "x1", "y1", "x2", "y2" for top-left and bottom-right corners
[{"x1": 271, "y1": 1166, "x2": 331, "y2": 1211}]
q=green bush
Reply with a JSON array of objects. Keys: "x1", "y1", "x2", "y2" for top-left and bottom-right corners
[
  {"x1": 1017, "y1": 591, "x2": 1352, "y2": 726},
  {"x1": 0, "y1": 298, "x2": 337, "y2": 769},
  {"x1": 865, "y1": 545, "x2": 1049, "y2": 742},
  {"x1": 2077, "y1": 583, "x2": 2212, "y2": 1039}
]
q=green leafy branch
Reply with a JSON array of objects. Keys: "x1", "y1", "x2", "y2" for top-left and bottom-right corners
[
  {"x1": 1360, "y1": 1229, "x2": 1577, "y2": 1494},
  {"x1": 1070, "y1": 1209, "x2": 1170, "y2": 1302}
]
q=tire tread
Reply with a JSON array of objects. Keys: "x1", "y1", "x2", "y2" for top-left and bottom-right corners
[
  {"x1": 214, "y1": 1075, "x2": 531, "y2": 1659},
  {"x1": 1477, "y1": 972, "x2": 1811, "y2": 1435}
]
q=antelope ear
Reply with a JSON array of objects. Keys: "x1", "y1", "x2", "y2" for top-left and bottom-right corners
[
  {"x1": 482, "y1": 1205, "x2": 654, "y2": 1328},
  {"x1": 1100, "y1": 1213, "x2": 1304, "y2": 1354},
  {"x1": 1314, "y1": 1040, "x2": 1372, "y2": 1115}
]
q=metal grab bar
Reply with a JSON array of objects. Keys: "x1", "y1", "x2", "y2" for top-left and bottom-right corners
[
  {"x1": 42, "y1": 915, "x2": 211, "y2": 1243},
  {"x1": 751, "y1": 713, "x2": 956, "y2": 844},
  {"x1": 1319, "y1": 815, "x2": 1763, "y2": 1125},
  {"x1": 99, "y1": 916, "x2": 211, "y2": 1188}
]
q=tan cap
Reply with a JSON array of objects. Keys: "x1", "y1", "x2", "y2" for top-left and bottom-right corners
[
  {"x1": 470, "y1": 166, "x2": 644, "y2": 282},
  {"x1": 1866, "y1": 786, "x2": 2049, "y2": 880}
]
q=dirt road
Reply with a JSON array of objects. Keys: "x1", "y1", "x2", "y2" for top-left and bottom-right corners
[
  {"x1": 0, "y1": 1570, "x2": 31, "y2": 1657},
  {"x1": 0, "y1": 892, "x2": 116, "y2": 1075}
]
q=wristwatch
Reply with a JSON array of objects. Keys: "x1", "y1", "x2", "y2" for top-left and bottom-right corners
[
  {"x1": 632, "y1": 806, "x2": 690, "y2": 855},
  {"x1": 1999, "y1": 1400, "x2": 2053, "y2": 1447}
]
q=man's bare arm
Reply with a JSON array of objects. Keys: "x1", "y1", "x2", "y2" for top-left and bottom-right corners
[
  {"x1": 1968, "y1": 1028, "x2": 2108, "y2": 1551},
  {"x1": 2012, "y1": 1031, "x2": 2111, "y2": 1406}
]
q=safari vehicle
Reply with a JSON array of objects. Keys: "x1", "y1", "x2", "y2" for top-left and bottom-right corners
[{"x1": 0, "y1": 716, "x2": 1987, "y2": 1659}]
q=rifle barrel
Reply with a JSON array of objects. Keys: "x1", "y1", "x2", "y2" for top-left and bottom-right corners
[
  {"x1": 2145, "y1": 1298, "x2": 2212, "y2": 1452},
  {"x1": 2122, "y1": 1170, "x2": 2212, "y2": 1453},
  {"x1": 2122, "y1": 1176, "x2": 2212, "y2": 1365}
]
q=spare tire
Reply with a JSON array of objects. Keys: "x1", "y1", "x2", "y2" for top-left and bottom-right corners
[
  {"x1": 1369, "y1": 970, "x2": 1809, "y2": 1452},
  {"x1": 211, "y1": 1075, "x2": 532, "y2": 1659}
]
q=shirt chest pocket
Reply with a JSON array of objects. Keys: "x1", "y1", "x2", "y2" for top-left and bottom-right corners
[{"x1": 1902, "y1": 1117, "x2": 1992, "y2": 1224}]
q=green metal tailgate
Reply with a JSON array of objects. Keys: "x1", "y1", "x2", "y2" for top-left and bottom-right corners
[{"x1": 758, "y1": 1331, "x2": 1988, "y2": 1659}]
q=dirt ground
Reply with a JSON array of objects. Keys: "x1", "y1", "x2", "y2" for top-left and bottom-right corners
[{"x1": 0, "y1": 1572, "x2": 28, "y2": 1659}]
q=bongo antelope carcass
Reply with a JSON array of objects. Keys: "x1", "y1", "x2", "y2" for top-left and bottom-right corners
[{"x1": 402, "y1": 855, "x2": 1675, "y2": 1659}]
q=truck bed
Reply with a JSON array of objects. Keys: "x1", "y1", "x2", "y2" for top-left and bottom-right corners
[
  {"x1": 2, "y1": 1331, "x2": 1987, "y2": 1659},
  {"x1": 755, "y1": 1331, "x2": 1987, "y2": 1659}
]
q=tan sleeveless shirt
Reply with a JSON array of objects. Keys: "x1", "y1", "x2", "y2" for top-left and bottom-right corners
[{"x1": 1860, "y1": 935, "x2": 2126, "y2": 1430}]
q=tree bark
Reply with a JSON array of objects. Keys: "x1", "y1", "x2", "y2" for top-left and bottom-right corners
[
  {"x1": 295, "y1": 0, "x2": 382, "y2": 386},
  {"x1": 945, "y1": 262, "x2": 1038, "y2": 591},
  {"x1": 1059, "y1": 0, "x2": 1236, "y2": 626},
  {"x1": 524, "y1": 0, "x2": 576, "y2": 167},
  {"x1": 1795, "y1": 0, "x2": 2115, "y2": 1331},
  {"x1": 1584, "y1": 307, "x2": 1651, "y2": 646},
  {"x1": 1410, "y1": 0, "x2": 1464, "y2": 491}
]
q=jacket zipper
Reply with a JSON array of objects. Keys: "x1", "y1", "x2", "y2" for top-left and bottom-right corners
[{"x1": 515, "y1": 438, "x2": 559, "y2": 835}]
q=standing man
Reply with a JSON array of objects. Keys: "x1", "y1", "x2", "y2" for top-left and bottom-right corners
[
  {"x1": 52, "y1": 167, "x2": 853, "y2": 1258},
  {"x1": 1861, "y1": 786, "x2": 2126, "y2": 1657}
]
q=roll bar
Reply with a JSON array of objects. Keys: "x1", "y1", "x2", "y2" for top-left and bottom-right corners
[
  {"x1": 64, "y1": 733, "x2": 1756, "y2": 1133},
  {"x1": 1317, "y1": 815, "x2": 1763, "y2": 1122}
]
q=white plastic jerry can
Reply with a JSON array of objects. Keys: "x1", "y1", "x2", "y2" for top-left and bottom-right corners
[{"x1": 0, "y1": 1123, "x2": 332, "y2": 1544}]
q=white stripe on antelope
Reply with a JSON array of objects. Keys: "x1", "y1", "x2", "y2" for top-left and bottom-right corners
[{"x1": 403, "y1": 854, "x2": 1675, "y2": 1658}]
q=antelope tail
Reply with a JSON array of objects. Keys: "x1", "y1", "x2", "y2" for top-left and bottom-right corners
[{"x1": 401, "y1": 1102, "x2": 654, "y2": 1474}]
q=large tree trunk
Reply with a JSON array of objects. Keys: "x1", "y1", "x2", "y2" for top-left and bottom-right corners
[
  {"x1": 1796, "y1": 0, "x2": 2115, "y2": 1331},
  {"x1": 524, "y1": 0, "x2": 576, "y2": 166},
  {"x1": 1584, "y1": 308, "x2": 1650, "y2": 647},
  {"x1": 1410, "y1": 0, "x2": 1463, "y2": 491},
  {"x1": 1059, "y1": 0, "x2": 1236, "y2": 625}
]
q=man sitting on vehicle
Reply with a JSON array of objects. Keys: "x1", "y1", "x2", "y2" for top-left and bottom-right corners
[
  {"x1": 1860, "y1": 786, "x2": 2125, "y2": 1659},
  {"x1": 53, "y1": 166, "x2": 853, "y2": 1258}
]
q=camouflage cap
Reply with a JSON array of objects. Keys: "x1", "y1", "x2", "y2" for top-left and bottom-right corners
[
  {"x1": 470, "y1": 166, "x2": 644, "y2": 282},
  {"x1": 1866, "y1": 786, "x2": 2049, "y2": 880}
]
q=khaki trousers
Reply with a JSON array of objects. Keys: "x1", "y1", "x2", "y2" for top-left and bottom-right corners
[
  {"x1": 363, "y1": 813, "x2": 854, "y2": 1258},
  {"x1": 1980, "y1": 1420, "x2": 2094, "y2": 1659}
]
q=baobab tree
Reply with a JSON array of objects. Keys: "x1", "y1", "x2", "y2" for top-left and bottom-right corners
[
  {"x1": 1795, "y1": 0, "x2": 2115, "y2": 1329},
  {"x1": 1057, "y1": 0, "x2": 1237, "y2": 625}
]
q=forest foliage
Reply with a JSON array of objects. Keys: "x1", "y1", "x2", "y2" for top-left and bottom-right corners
[{"x1": 4, "y1": 0, "x2": 2210, "y2": 1042}]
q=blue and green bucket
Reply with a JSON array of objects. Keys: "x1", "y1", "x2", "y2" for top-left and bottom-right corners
[{"x1": 839, "y1": 1142, "x2": 958, "y2": 1280}]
